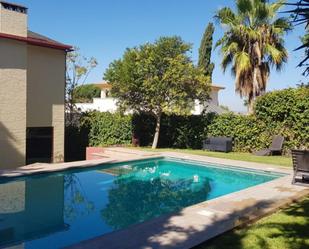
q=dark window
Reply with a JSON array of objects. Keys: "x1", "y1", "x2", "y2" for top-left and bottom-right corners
[{"x1": 26, "y1": 127, "x2": 53, "y2": 164}]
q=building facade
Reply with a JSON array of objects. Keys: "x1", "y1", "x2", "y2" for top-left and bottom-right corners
[
  {"x1": 0, "y1": 1, "x2": 71, "y2": 169},
  {"x1": 76, "y1": 83, "x2": 226, "y2": 115}
]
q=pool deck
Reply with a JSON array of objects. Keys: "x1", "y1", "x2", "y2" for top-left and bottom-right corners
[{"x1": 1, "y1": 147, "x2": 308, "y2": 249}]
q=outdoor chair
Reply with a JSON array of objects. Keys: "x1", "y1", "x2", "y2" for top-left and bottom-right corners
[
  {"x1": 292, "y1": 149, "x2": 309, "y2": 185},
  {"x1": 203, "y1": 136, "x2": 233, "y2": 153},
  {"x1": 253, "y1": 135, "x2": 284, "y2": 156}
]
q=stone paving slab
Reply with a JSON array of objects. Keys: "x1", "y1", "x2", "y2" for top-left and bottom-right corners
[
  {"x1": 160, "y1": 152, "x2": 292, "y2": 174},
  {"x1": 0, "y1": 150, "x2": 160, "y2": 178}
]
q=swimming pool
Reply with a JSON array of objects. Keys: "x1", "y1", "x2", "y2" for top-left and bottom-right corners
[{"x1": 0, "y1": 157, "x2": 285, "y2": 248}]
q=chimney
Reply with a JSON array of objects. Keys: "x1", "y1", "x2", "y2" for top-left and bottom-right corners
[{"x1": 0, "y1": 1, "x2": 27, "y2": 37}]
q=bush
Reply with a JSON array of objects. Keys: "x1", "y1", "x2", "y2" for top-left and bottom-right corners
[
  {"x1": 254, "y1": 87, "x2": 309, "y2": 149},
  {"x1": 65, "y1": 124, "x2": 90, "y2": 161},
  {"x1": 65, "y1": 113, "x2": 91, "y2": 162},
  {"x1": 86, "y1": 112, "x2": 132, "y2": 146},
  {"x1": 69, "y1": 87, "x2": 308, "y2": 154},
  {"x1": 208, "y1": 87, "x2": 309, "y2": 153},
  {"x1": 208, "y1": 113, "x2": 270, "y2": 152},
  {"x1": 132, "y1": 113, "x2": 215, "y2": 149}
]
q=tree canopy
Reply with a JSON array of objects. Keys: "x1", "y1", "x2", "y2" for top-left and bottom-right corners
[
  {"x1": 104, "y1": 36, "x2": 210, "y2": 148},
  {"x1": 73, "y1": 84, "x2": 101, "y2": 103},
  {"x1": 198, "y1": 22, "x2": 215, "y2": 80},
  {"x1": 215, "y1": 0, "x2": 291, "y2": 112}
]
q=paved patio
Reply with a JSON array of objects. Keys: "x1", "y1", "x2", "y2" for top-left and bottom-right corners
[{"x1": 1, "y1": 148, "x2": 308, "y2": 249}]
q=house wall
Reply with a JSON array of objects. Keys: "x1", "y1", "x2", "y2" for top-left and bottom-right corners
[
  {"x1": 210, "y1": 89, "x2": 219, "y2": 106},
  {"x1": 76, "y1": 97, "x2": 118, "y2": 113},
  {"x1": 27, "y1": 45, "x2": 66, "y2": 163},
  {"x1": 0, "y1": 5, "x2": 27, "y2": 36},
  {"x1": 0, "y1": 38, "x2": 27, "y2": 169}
]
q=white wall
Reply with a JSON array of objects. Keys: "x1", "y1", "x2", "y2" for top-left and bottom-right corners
[
  {"x1": 76, "y1": 98, "x2": 118, "y2": 113},
  {"x1": 75, "y1": 88, "x2": 224, "y2": 115}
]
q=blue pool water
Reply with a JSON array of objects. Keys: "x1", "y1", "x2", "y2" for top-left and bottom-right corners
[{"x1": 0, "y1": 157, "x2": 284, "y2": 248}]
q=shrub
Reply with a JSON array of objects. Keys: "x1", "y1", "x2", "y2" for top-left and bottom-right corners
[
  {"x1": 132, "y1": 113, "x2": 215, "y2": 149},
  {"x1": 69, "y1": 87, "x2": 308, "y2": 154},
  {"x1": 208, "y1": 113, "x2": 270, "y2": 152},
  {"x1": 208, "y1": 87, "x2": 309, "y2": 153},
  {"x1": 65, "y1": 113, "x2": 91, "y2": 161},
  {"x1": 86, "y1": 112, "x2": 132, "y2": 146},
  {"x1": 255, "y1": 87, "x2": 309, "y2": 150}
]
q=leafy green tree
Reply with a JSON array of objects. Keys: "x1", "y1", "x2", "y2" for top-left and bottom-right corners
[
  {"x1": 104, "y1": 36, "x2": 210, "y2": 148},
  {"x1": 73, "y1": 84, "x2": 101, "y2": 103},
  {"x1": 215, "y1": 0, "x2": 291, "y2": 113},
  {"x1": 198, "y1": 22, "x2": 215, "y2": 80}
]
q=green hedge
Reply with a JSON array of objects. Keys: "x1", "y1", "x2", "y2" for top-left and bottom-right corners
[
  {"x1": 207, "y1": 113, "x2": 270, "y2": 152},
  {"x1": 82, "y1": 112, "x2": 215, "y2": 149},
  {"x1": 255, "y1": 87, "x2": 309, "y2": 150},
  {"x1": 132, "y1": 113, "x2": 215, "y2": 149},
  {"x1": 208, "y1": 87, "x2": 309, "y2": 153},
  {"x1": 86, "y1": 112, "x2": 133, "y2": 146},
  {"x1": 70, "y1": 86, "x2": 308, "y2": 155}
]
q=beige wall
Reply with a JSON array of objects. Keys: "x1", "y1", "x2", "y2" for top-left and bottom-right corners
[
  {"x1": 0, "y1": 38, "x2": 27, "y2": 169},
  {"x1": 210, "y1": 88, "x2": 219, "y2": 106},
  {"x1": 0, "y1": 6, "x2": 27, "y2": 37},
  {"x1": 27, "y1": 45, "x2": 66, "y2": 163}
]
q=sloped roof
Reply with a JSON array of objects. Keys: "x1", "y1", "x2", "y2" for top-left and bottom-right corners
[
  {"x1": 0, "y1": 30, "x2": 72, "y2": 51},
  {"x1": 93, "y1": 83, "x2": 112, "y2": 90},
  {"x1": 205, "y1": 103, "x2": 228, "y2": 114}
]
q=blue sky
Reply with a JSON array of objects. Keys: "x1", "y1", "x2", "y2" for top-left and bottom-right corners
[{"x1": 20, "y1": 0, "x2": 306, "y2": 112}]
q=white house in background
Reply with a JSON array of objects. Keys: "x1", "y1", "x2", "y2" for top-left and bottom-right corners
[{"x1": 75, "y1": 82, "x2": 227, "y2": 114}]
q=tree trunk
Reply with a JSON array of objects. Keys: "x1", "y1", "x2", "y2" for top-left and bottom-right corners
[
  {"x1": 248, "y1": 100, "x2": 254, "y2": 114},
  {"x1": 152, "y1": 113, "x2": 162, "y2": 149}
]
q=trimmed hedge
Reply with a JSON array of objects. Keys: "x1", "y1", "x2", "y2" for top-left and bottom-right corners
[
  {"x1": 81, "y1": 112, "x2": 215, "y2": 149},
  {"x1": 208, "y1": 87, "x2": 309, "y2": 153},
  {"x1": 207, "y1": 113, "x2": 270, "y2": 152},
  {"x1": 86, "y1": 112, "x2": 133, "y2": 146},
  {"x1": 68, "y1": 87, "x2": 308, "y2": 156},
  {"x1": 132, "y1": 113, "x2": 215, "y2": 149},
  {"x1": 255, "y1": 87, "x2": 309, "y2": 149}
]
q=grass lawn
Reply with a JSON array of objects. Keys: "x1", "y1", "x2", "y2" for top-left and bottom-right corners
[
  {"x1": 194, "y1": 196, "x2": 309, "y2": 249},
  {"x1": 134, "y1": 148, "x2": 292, "y2": 167}
]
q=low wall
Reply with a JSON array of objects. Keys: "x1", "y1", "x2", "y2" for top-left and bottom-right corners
[{"x1": 86, "y1": 147, "x2": 105, "y2": 160}]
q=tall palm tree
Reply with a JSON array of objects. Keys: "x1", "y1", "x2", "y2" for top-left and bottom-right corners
[{"x1": 215, "y1": 0, "x2": 292, "y2": 113}]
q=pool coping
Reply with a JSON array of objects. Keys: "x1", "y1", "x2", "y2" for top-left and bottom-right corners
[
  {"x1": 0, "y1": 155, "x2": 162, "y2": 178},
  {"x1": 1, "y1": 149, "x2": 309, "y2": 249}
]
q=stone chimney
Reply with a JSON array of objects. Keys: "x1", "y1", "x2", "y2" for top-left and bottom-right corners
[{"x1": 0, "y1": 1, "x2": 27, "y2": 37}]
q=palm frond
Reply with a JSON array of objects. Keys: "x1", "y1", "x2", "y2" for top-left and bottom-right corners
[{"x1": 215, "y1": 7, "x2": 239, "y2": 26}]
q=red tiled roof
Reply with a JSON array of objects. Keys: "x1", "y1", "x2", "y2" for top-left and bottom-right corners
[{"x1": 0, "y1": 30, "x2": 72, "y2": 51}]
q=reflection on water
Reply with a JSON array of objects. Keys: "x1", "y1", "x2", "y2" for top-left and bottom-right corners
[
  {"x1": 64, "y1": 174, "x2": 95, "y2": 221},
  {"x1": 0, "y1": 176, "x2": 65, "y2": 247},
  {"x1": 101, "y1": 176, "x2": 211, "y2": 230},
  {"x1": 0, "y1": 159, "x2": 277, "y2": 248}
]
